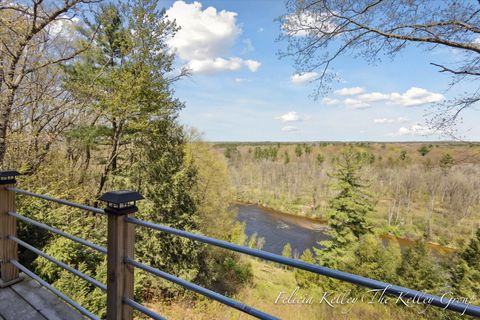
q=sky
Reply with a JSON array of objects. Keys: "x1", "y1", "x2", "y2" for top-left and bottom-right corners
[{"x1": 161, "y1": 0, "x2": 480, "y2": 142}]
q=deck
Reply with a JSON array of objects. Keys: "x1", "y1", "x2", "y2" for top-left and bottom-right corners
[{"x1": 0, "y1": 274, "x2": 84, "y2": 320}]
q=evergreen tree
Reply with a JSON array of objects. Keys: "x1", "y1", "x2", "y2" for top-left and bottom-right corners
[
  {"x1": 439, "y1": 153, "x2": 455, "y2": 171},
  {"x1": 315, "y1": 148, "x2": 374, "y2": 269},
  {"x1": 450, "y1": 229, "x2": 480, "y2": 306},
  {"x1": 349, "y1": 234, "x2": 401, "y2": 284},
  {"x1": 295, "y1": 144, "x2": 303, "y2": 157},
  {"x1": 417, "y1": 145, "x2": 431, "y2": 156},
  {"x1": 397, "y1": 240, "x2": 445, "y2": 292},
  {"x1": 282, "y1": 243, "x2": 292, "y2": 258},
  {"x1": 294, "y1": 249, "x2": 319, "y2": 288}
]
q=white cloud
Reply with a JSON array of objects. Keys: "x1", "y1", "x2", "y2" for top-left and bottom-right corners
[
  {"x1": 290, "y1": 72, "x2": 319, "y2": 84},
  {"x1": 244, "y1": 59, "x2": 261, "y2": 72},
  {"x1": 165, "y1": 1, "x2": 260, "y2": 74},
  {"x1": 334, "y1": 87, "x2": 364, "y2": 96},
  {"x1": 374, "y1": 117, "x2": 409, "y2": 124},
  {"x1": 358, "y1": 92, "x2": 391, "y2": 102},
  {"x1": 276, "y1": 111, "x2": 310, "y2": 123},
  {"x1": 374, "y1": 118, "x2": 395, "y2": 124},
  {"x1": 389, "y1": 124, "x2": 436, "y2": 136},
  {"x1": 357, "y1": 87, "x2": 443, "y2": 106},
  {"x1": 234, "y1": 77, "x2": 250, "y2": 83},
  {"x1": 389, "y1": 87, "x2": 444, "y2": 106},
  {"x1": 321, "y1": 97, "x2": 340, "y2": 106},
  {"x1": 282, "y1": 126, "x2": 299, "y2": 132},
  {"x1": 344, "y1": 98, "x2": 370, "y2": 109},
  {"x1": 166, "y1": 1, "x2": 239, "y2": 60},
  {"x1": 188, "y1": 58, "x2": 260, "y2": 74},
  {"x1": 328, "y1": 86, "x2": 444, "y2": 108}
]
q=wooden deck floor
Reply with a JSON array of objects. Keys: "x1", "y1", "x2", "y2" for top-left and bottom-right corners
[{"x1": 0, "y1": 274, "x2": 85, "y2": 320}]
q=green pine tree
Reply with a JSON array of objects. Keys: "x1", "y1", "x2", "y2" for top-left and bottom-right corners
[
  {"x1": 282, "y1": 243, "x2": 292, "y2": 258},
  {"x1": 397, "y1": 240, "x2": 445, "y2": 292},
  {"x1": 450, "y1": 229, "x2": 480, "y2": 306},
  {"x1": 294, "y1": 249, "x2": 319, "y2": 288},
  {"x1": 295, "y1": 144, "x2": 303, "y2": 157}
]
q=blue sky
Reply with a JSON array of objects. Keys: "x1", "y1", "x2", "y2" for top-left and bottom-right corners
[{"x1": 162, "y1": 0, "x2": 480, "y2": 142}]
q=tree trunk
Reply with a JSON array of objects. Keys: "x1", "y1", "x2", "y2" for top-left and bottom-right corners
[{"x1": 0, "y1": 87, "x2": 16, "y2": 166}]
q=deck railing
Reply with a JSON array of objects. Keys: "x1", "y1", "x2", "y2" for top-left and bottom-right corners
[{"x1": 0, "y1": 170, "x2": 479, "y2": 320}]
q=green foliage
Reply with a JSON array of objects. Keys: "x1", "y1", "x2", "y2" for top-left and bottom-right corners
[
  {"x1": 294, "y1": 249, "x2": 319, "y2": 288},
  {"x1": 304, "y1": 144, "x2": 312, "y2": 155},
  {"x1": 399, "y1": 150, "x2": 407, "y2": 161},
  {"x1": 397, "y1": 240, "x2": 445, "y2": 292},
  {"x1": 247, "y1": 233, "x2": 258, "y2": 248},
  {"x1": 254, "y1": 146, "x2": 278, "y2": 161},
  {"x1": 282, "y1": 243, "x2": 292, "y2": 258},
  {"x1": 417, "y1": 145, "x2": 432, "y2": 156},
  {"x1": 326, "y1": 149, "x2": 374, "y2": 241},
  {"x1": 316, "y1": 153, "x2": 325, "y2": 166},
  {"x1": 315, "y1": 148, "x2": 374, "y2": 271},
  {"x1": 450, "y1": 229, "x2": 480, "y2": 305},
  {"x1": 439, "y1": 153, "x2": 455, "y2": 170},
  {"x1": 284, "y1": 151, "x2": 290, "y2": 164},
  {"x1": 295, "y1": 144, "x2": 303, "y2": 157},
  {"x1": 224, "y1": 145, "x2": 240, "y2": 160},
  {"x1": 348, "y1": 234, "x2": 401, "y2": 284}
]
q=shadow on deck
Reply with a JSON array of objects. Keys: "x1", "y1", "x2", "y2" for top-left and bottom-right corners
[{"x1": 0, "y1": 274, "x2": 84, "y2": 320}]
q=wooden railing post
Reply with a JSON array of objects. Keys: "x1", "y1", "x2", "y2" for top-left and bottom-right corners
[
  {"x1": 0, "y1": 170, "x2": 22, "y2": 287},
  {"x1": 99, "y1": 190, "x2": 144, "y2": 320}
]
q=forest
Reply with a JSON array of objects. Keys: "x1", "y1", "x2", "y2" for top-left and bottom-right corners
[
  {"x1": 0, "y1": 0, "x2": 479, "y2": 319},
  {"x1": 221, "y1": 142, "x2": 480, "y2": 247}
]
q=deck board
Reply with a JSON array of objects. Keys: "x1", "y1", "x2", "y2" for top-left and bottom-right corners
[{"x1": 0, "y1": 274, "x2": 87, "y2": 320}]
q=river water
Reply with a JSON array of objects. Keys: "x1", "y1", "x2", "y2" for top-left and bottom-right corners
[
  {"x1": 233, "y1": 203, "x2": 456, "y2": 256},
  {"x1": 233, "y1": 204, "x2": 330, "y2": 256}
]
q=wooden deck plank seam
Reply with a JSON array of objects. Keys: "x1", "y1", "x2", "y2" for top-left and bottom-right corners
[{"x1": 10, "y1": 283, "x2": 49, "y2": 320}]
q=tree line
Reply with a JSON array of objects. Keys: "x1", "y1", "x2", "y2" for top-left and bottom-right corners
[{"x1": 2, "y1": 1, "x2": 250, "y2": 317}]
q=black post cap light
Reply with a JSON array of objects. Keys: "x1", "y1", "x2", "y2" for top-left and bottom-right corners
[
  {"x1": 98, "y1": 190, "x2": 144, "y2": 215},
  {"x1": 0, "y1": 170, "x2": 21, "y2": 185}
]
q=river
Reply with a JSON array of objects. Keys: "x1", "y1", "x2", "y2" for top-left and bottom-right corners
[
  {"x1": 233, "y1": 203, "x2": 329, "y2": 256},
  {"x1": 233, "y1": 203, "x2": 456, "y2": 256}
]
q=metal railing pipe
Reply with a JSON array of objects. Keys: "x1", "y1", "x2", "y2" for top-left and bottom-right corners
[
  {"x1": 6, "y1": 187, "x2": 105, "y2": 215},
  {"x1": 125, "y1": 257, "x2": 280, "y2": 320},
  {"x1": 126, "y1": 217, "x2": 480, "y2": 318},
  {"x1": 9, "y1": 236, "x2": 107, "y2": 292},
  {"x1": 10, "y1": 259, "x2": 100, "y2": 320},
  {"x1": 8, "y1": 211, "x2": 107, "y2": 254},
  {"x1": 123, "y1": 298, "x2": 167, "y2": 320}
]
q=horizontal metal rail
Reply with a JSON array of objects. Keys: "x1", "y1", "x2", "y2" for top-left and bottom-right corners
[
  {"x1": 8, "y1": 211, "x2": 107, "y2": 254},
  {"x1": 6, "y1": 187, "x2": 105, "y2": 215},
  {"x1": 10, "y1": 259, "x2": 99, "y2": 320},
  {"x1": 9, "y1": 236, "x2": 107, "y2": 292},
  {"x1": 123, "y1": 298, "x2": 167, "y2": 320},
  {"x1": 125, "y1": 257, "x2": 279, "y2": 320},
  {"x1": 126, "y1": 217, "x2": 480, "y2": 318}
]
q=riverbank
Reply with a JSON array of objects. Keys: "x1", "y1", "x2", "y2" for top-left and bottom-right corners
[
  {"x1": 233, "y1": 202, "x2": 457, "y2": 256},
  {"x1": 232, "y1": 200, "x2": 327, "y2": 230}
]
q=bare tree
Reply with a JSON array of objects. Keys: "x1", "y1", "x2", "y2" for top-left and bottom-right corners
[
  {"x1": 279, "y1": 0, "x2": 480, "y2": 133},
  {"x1": 0, "y1": 0, "x2": 99, "y2": 166}
]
